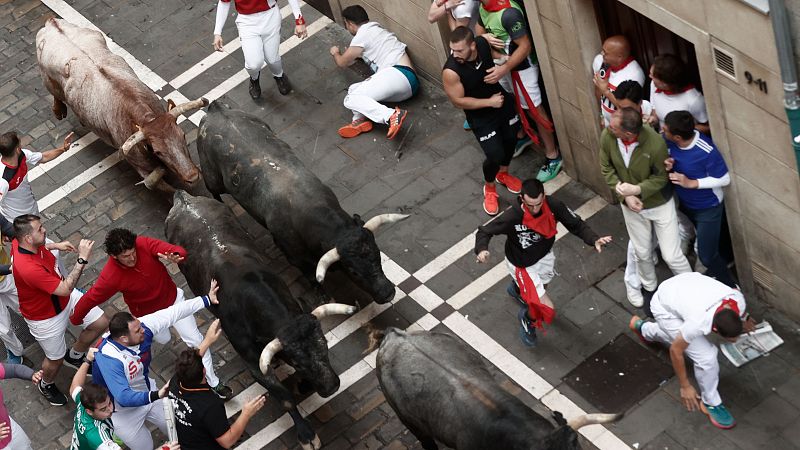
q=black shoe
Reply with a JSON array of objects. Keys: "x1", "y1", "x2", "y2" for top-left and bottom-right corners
[
  {"x1": 274, "y1": 75, "x2": 292, "y2": 95},
  {"x1": 38, "y1": 381, "x2": 68, "y2": 406},
  {"x1": 249, "y1": 76, "x2": 261, "y2": 99},
  {"x1": 506, "y1": 282, "x2": 525, "y2": 307},
  {"x1": 641, "y1": 288, "x2": 655, "y2": 318},
  {"x1": 211, "y1": 383, "x2": 234, "y2": 401}
]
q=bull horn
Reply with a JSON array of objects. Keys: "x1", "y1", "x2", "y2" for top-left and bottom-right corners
[
  {"x1": 140, "y1": 166, "x2": 166, "y2": 190},
  {"x1": 258, "y1": 338, "x2": 283, "y2": 374},
  {"x1": 311, "y1": 303, "x2": 357, "y2": 319},
  {"x1": 120, "y1": 127, "x2": 146, "y2": 155},
  {"x1": 168, "y1": 97, "x2": 210, "y2": 118},
  {"x1": 363, "y1": 213, "x2": 410, "y2": 233},
  {"x1": 315, "y1": 247, "x2": 340, "y2": 283},
  {"x1": 567, "y1": 413, "x2": 622, "y2": 430}
]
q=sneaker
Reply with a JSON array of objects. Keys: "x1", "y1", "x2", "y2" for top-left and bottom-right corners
[
  {"x1": 338, "y1": 118, "x2": 373, "y2": 138},
  {"x1": 5, "y1": 350, "x2": 22, "y2": 365},
  {"x1": 274, "y1": 75, "x2": 292, "y2": 95},
  {"x1": 386, "y1": 107, "x2": 408, "y2": 140},
  {"x1": 482, "y1": 184, "x2": 499, "y2": 216},
  {"x1": 506, "y1": 282, "x2": 525, "y2": 307},
  {"x1": 63, "y1": 350, "x2": 85, "y2": 370},
  {"x1": 249, "y1": 76, "x2": 261, "y2": 99},
  {"x1": 512, "y1": 135, "x2": 532, "y2": 158},
  {"x1": 38, "y1": 381, "x2": 68, "y2": 406},
  {"x1": 536, "y1": 156, "x2": 562, "y2": 183},
  {"x1": 495, "y1": 171, "x2": 522, "y2": 194},
  {"x1": 211, "y1": 383, "x2": 234, "y2": 401},
  {"x1": 463, "y1": 119, "x2": 471, "y2": 131},
  {"x1": 625, "y1": 283, "x2": 644, "y2": 307},
  {"x1": 518, "y1": 307, "x2": 538, "y2": 347},
  {"x1": 701, "y1": 402, "x2": 736, "y2": 429},
  {"x1": 629, "y1": 315, "x2": 649, "y2": 343},
  {"x1": 641, "y1": 288, "x2": 655, "y2": 319}
]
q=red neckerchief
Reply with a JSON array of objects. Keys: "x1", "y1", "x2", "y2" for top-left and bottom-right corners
[
  {"x1": 655, "y1": 84, "x2": 695, "y2": 95},
  {"x1": 712, "y1": 298, "x2": 741, "y2": 333},
  {"x1": 620, "y1": 136, "x2": 639, "y2": 154},
  {"x1": 521, "y1": 198, "x2": 557, "y2": 239},
  {"x1": 515, "y1": 268, "x2": 555, "y2": 330},
  {"x1": 482, "y1": 0, "x2": 511, "y2": 12},
  {"x1": 608, "y1": 56, "x2": 635, "y2": 73}
]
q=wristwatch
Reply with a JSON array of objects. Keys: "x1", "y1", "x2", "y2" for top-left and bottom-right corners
[{"x1": 77, "y1": 257, "x2": 88, "y2": 265}]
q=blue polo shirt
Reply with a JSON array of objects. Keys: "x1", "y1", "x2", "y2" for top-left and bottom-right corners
[{"x1": 666, "y1": 131, "x2": 729, "y2": 210}]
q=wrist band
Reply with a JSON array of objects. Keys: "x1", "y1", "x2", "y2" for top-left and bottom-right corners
[{"x1": 295, "y1": 15, "x2": 305, "y2": 25}]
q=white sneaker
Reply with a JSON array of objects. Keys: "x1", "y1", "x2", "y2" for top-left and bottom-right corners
[{"x1": 626, "y1": 283, "x2": 644, "y2": 307}]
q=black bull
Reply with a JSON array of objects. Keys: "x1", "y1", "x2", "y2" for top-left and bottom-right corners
[
  {"x1": 165, "y1": 190, "x2": 356, "y2": 450},
  {"x1": 377, "y1": 328, "x2": 621, "y2": 450},
  {"x1": 197, "y1": 101, "x2": 407, "y2": 304}
]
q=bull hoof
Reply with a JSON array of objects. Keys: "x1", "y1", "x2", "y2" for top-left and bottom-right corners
[
  {"x1": 53, "y1": 108, "x2": 67, "y2": 120},
  {"x1": 299, "y1": 435, "x2": 321, "y2": 450}
]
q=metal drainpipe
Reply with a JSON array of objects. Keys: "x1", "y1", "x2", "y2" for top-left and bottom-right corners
[{"x1": 769, "y1": 0, "x2": 800, "y2": 174}]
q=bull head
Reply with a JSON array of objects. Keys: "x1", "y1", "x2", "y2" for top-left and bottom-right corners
[
  {"x1": 315, "y1": 213, "x2": 409, "y2": 283},
  {"x1": 258, "y1": 303, "x2": 357, "y2": 374},
  {"x1": 119, "y1": 97, "x2": 209, "y2": 188}
]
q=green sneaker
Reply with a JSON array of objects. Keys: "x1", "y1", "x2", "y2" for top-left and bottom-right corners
[
  {"x1": 536, "y1": 156, "x2": 562, "y2": 182},
  {"x1": 702, "y1": 402, "x2": 736, "y2": 429}
]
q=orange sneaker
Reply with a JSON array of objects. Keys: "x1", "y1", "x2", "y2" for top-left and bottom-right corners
[
  {"x1": 338, "y1": 118, "x2": 373, "y2": 138},
  {"x1": 386, "y1": 107, "x2": 408, "y2": 140},
  {"x1": 483, "y1": 184, "x2": 499, "y2": 215},
  {"x1": 495, "y1": 171, "x2": 522, "y2": 194}
]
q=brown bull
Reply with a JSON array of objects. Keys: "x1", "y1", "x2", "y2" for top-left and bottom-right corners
[{"x1": 35, "y1": 18, "x2": 204, "y2": 189}]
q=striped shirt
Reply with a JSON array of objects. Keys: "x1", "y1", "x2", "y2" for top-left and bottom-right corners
[{"x1": 70, "y1": 387, "x2": 121, "y2": 450}]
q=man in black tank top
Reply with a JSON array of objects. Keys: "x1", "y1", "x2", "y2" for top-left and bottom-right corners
[{"x1": 443, "y1": 26, "x2": 522, "y2": 216}]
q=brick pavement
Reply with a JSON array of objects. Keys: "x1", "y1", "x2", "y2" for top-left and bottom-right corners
[{"x1": 1, "y1": 0, "x2": 799, "y2": 449}]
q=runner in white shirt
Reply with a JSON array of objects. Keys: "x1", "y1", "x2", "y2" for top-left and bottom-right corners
[
  {"x1": 0, "y1": 132, "x2": 74, "y2": 221},
  {"x1": 647, "y1": 54, "x2": 710, "y2": 134},
  {"x1": 330, "y1": 5, "x2": 417, "y2": 140},
  {"x1": 630, "y1": 272, "x2": 754, "y2": 430},
  {"x1": 592, "y1": 35, "x2": 645, "y2": 128}
]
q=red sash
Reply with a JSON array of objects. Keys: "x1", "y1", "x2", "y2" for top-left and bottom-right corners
[
  {"x1": 514, "y1": 267, "x2": 555, "y2": 329},
  {"x1": 521, "y1": 198, "x2": 557, "y2": 239},
  {"x1": 511, "y1": 71, "x2": 554, "y2": 146}
]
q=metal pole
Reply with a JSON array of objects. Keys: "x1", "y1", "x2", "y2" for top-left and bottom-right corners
[{"x1": 769, "y1": 0, "x2": 800, "y2": 174}]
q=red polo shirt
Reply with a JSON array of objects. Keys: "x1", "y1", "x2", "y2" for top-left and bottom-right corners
[
  {"x1": 11, "y1": 240, "x2": 69, "y2": 321},
  {"x1": 70, "y1": 236, "x2": 187, "y2": 325}
]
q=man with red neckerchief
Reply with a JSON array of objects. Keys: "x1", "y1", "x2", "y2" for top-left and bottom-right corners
[
  {"x1": 474, "y1": 178, "x2": 612, "y2": 347},
  {"x1": 629, "y1": 272, "x2": 755, "y2": 430},
  {"x1": 592, "y1": 35, "x2": 645, "y2": 128},
  {"x1": 647, "y1": 54, "x2": 710, "y2": 134}
]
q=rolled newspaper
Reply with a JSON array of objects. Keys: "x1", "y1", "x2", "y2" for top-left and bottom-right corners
[{"x1": 162, "y1": 395, "x2": 178, "y2": 442}]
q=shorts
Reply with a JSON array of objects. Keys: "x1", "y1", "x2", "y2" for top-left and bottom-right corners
[
  {"x1": 471, "y1": 113, "x2": 520, "y2": 164},
  {"x1": 500, "y1": 64, "x2": 542, "y2": 109},
  {"x1": 505, "y1": 251, "x2": 556, "y2": 296},
  {"x1": 25, "y1": 289, "x2": 104, "y2": 360}
]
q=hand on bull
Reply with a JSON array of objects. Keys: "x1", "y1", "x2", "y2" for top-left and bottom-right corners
[
  {"x1": 241, "y1": 394, "x2": 267, "y2": 419},
  {"x1": 207, "y1": 279, "x2": 220, "y2": 305},
  {"x1": 62, "y1": 132, "x2": 75, "y2": 151},
  {"x1": 158, "y1": 252, "x2": 185, "y2": 265},
  {"x1": 198, "y1": 319, "x2": 222, "y2": 357},
  {"x1": 213, "y1": 34, "x2": 224, "y2": 52},
  {"x1": 476, "y1": 250, "x2": 490, "y2": 264}
]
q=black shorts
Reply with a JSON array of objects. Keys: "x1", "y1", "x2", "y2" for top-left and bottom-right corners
[{"x1": 471, "y1": 114, "x2": 521, "y2": 165}]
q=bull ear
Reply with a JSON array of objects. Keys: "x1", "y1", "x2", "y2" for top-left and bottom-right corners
[
  {"x1": 167, "y1": 99, "x2": 176, "y2": 111},
  {"x1": 352, "y1": 214, "x2": 364, "y2": 226}
]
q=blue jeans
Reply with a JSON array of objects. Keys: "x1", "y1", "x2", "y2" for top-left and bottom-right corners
[{"x1": 680, "y1": 202, "x2": 736, "y2": 287}]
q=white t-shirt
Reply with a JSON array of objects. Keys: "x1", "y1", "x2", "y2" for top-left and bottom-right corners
[
  {"x1": 649, "y1": 83, "x2": 709, "y2": 126},
  {"x1": 0, "y1": 149, "x2": 42, "y2": 221},
  {"x1": 451, "y1": 0, "x2": 479, "y2": 30},
  {"x1": 654, "y1": 273, "x2": 746, "y2": 343},
  {"x1": 593, "y1": 54, "x2": 645, "y2": 125},
  {"x1": 350, "y1": 22, "x2": 407, "y2": 73}
]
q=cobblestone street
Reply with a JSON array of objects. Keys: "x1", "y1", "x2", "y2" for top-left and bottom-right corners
[{"x1": 1, "y1": 1, "x2": 799, "y2": 449}]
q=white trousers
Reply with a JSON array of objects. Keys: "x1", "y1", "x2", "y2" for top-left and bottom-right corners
[
  {"x1": 152, "y1": 288, "x2": 219, "y2": 387},
  {"x1": 504, "y1": 252, "x2": 556, "y2": 296},
  {"x1": 113, "y1": 396, "x2": 167, "y2": 450},
  {"x1": 621, "y1": 197, "x2": 691, "y2": 291},
  {"x1": 642, "y1": 294, "x2": 722, "y2": 406},
  {"x1": 6, "y1": 416, "x2": 31, "y2": 450},
  {"x1": 499, "y1": 63, "x2": 542, "y2": 109},
  {"x1": 25, "y1": 289, "x2": 104, "y2": 360},
  {"x1": 0, "y1": 275, "x2": 23, "y2": 356},
  {"x1": 344, "y1": 67, "x2": 414, "y2": 123},
  {"x1": 237, "y1": 8, "x2": 283, "y2": 79}
]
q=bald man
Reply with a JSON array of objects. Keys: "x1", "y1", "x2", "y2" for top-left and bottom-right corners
[{"x1": 592, "y1": 35, "x2": 645, "y2": 127}]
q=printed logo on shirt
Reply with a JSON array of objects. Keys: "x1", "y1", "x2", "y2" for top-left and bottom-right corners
[
  {"x1": 517, "y1": 230, "x2": 542, "y2": 249},
  {"x1": 511, "y1": 21, "x2": 523, "y2": 33},
  {"x1": 479, "y1": 130, "x2": 497, "y2": 142}
]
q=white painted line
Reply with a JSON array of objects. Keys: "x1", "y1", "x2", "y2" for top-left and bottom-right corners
[
  {"x1": 407, "y1": 284, "x2": 445, "y2": 312},
  {"x1": 186, "y1": 16, "x2": 333, "y2": 125},
  {"x1": 28, "y1": 132, "x2": 98, "y2": 182},
  {"x1": 37, "y1": 152, "x2": 122, "y2": 211},
  {"x1": 446, "y1": 195, "x2": 608, "y2": 310},
  {"x1": 381, "y1": 252, "x2": 412, "y2": 285},
  {"x1": 413, "y1": 173, "x2": 574, "y2": 284},
  {"x1": 169, "y1": 2, "x2": 306, "y2": 89},
  {"x1": 42, "y1": 0, "x2": 168, "y2": 91}
]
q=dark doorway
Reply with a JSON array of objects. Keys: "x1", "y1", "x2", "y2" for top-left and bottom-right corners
[
  {"x1": 305, "y1": 0, "x2": 334, "y2": 20},
  {"x1": 593, "y1": 0, "x2": 703, "y2": 93}
]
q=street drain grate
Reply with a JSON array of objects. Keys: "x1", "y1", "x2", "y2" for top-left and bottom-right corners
[{"x1": 562, "y1": 333, "x2": 673, "y2": 413}]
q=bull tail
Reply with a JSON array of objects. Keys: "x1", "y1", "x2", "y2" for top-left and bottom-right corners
[{"x1": 364, "y1": 325, "x2": 386, "y2": 355}]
